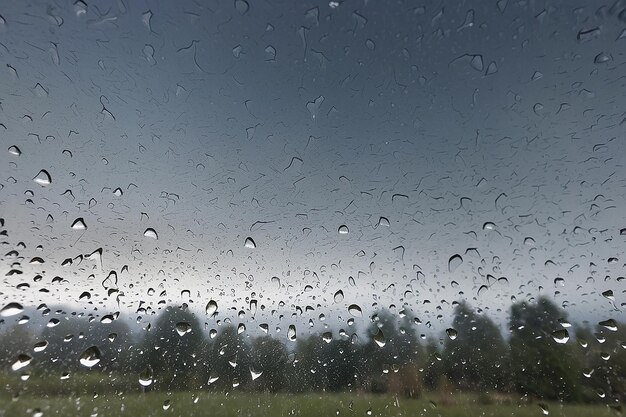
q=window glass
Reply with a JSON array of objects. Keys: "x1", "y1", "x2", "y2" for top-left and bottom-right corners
[{"x1": 1, "y1": 0, "x2": 624, "y2": 416}]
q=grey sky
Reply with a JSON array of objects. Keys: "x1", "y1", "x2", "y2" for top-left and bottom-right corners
[{"x1": 1, "y1": 0, "x2": 625, "y2": 338}]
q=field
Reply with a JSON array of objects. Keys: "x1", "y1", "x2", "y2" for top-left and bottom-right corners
[{"x1": 0, "y1": 391, "x2": 617, "y2": 417}]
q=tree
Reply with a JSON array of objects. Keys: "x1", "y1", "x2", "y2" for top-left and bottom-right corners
[
  {"x1": 138, "y1": 305, "x2": 205, "y2": 391},
  {"x1": 443, "y1": 301, "x2": 508, "y2": 391},
  {"x1": 509, "y1": 296, "x2": 584, "y2": 401},
  {"x1": 249, "y1": 335, "x2": 288, "y2": 392},
  {"x1": 204, "y1": 324, "x2": 251, "y2": 392}
]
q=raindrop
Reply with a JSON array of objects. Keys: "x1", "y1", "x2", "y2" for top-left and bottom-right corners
[
  {"x1": 139, "y1": 366, "x2": 153, "y2": 387},
  {"x1": 206, "y1": 300, "x2": 218, "y2": 316},
  {"x1": 338, "y1": 225, "x2": 349, "y2": 234},
  {"x1": 552, "y1": 329, "x2": 569, "y2": 344},
  {"x1": 483, "y1": 222, "x2": 495, "y2": 230},
  {"x1": 71, "y1": 218, "x2": 87, "y2": 230},
  {"x1": 348, "y1": 304, "x2": 362, "y2": 317},
  {"x1": 33, "y1": 341, "x2": 48, "y2": 352},
  {"x1": 322, "y1": 332, "x2": 333, "y2": 343},
  {"x1": 11, "y1": 354, "x2": 32, "y2": 371},
  {"x1": 33, "y1": 170, "x2": 52, "y2": 186},
  {"x1": 250, "y1": 366, "x2": 263, "y2": 380},
  {"x1": 8, "y1": 145, "x2": 21, "y2": 156},
  {"x1": 446, "y1": 328, "x2": 458, "y2": 340},
  {"x1": 1, "y1": 302, "x2": 24, "y2": 317},
  {"x1": 143, "y1": 228, "x2": 158, "y2": 239},
  {"x1": 79, "y1": 346, "x2": 101, "y2": 368},
  {"x1": 373, "y1": 329, "x2": 386, "y2": 347},
  {"x1": 271, "y1": 276, "x2": 280, "y2": 288},
  {"x1": 598, "y1": 319, "x2": 617, "y2": 332},
  {"x1": 334, "y1": 290, "x2": 344, "y2": 303},
  {"x1": 175, "y1": 322, "x2": 192, "y2": 336},
  {"x1": 244, "y1": 237, "x2": 256, "y2": 248},
  {"x1": 378, "y1": 216, "x2": 390, "y2": 227},
  {"x1": 287, "y1": 325, "x2": 297, "y2": 341},
  {"x1": 448, "y1": 254, "x2": 463, "y2": 273},
  {"x1": 594, "y1": 52, "x2": 611, "y2": 64},
  {"x1": 235, "y1": 0, "x2": 249, "y2": 15}
]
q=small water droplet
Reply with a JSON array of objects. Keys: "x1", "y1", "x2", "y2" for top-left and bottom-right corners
[
  {"x1": 250, "y1": 366, "x2": 263, "y2": 380},
  {"x1": 334, "y1": 290, "x2": 344, "y2": 303},
  {"x1": 338, "y1": 225, "x2": 349, "y2": 234},
  {"x1": 8, "y1": 146, "x2": 21, "y2": 156},
  {"x1": 373, "y1": 329, "x2": 386, "y2": 347},
  {"x1": 448, "y1": 254, "x2": 463, "y2": 273},
  {"x1": 378, "y1": 217, "x2": 390, "y2": 227}
]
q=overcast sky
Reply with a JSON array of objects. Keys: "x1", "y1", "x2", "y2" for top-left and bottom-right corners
[{"x1": 1, "y1": 0, "x2": 625, "y2": 338}]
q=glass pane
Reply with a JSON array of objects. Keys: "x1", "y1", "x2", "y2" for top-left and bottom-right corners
[{"x1": 1, "y1": 0, "x2": 624, "y2": 416}]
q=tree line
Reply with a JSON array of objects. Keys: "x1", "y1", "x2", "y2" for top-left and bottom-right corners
[{"x1": 0, "y1": 296, "x2": 623, "y2": 404}]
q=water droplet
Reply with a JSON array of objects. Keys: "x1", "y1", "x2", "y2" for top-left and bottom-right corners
[
  {"x1": 244, "y1": 237, "x2": 256, "y2": 248},
  {"x1": 539, "y1": 403, "x2": 549, "y2": 415},
  {"x1": 338, "y1": 225, "x2": 349, "y2": 234},
  {"x1": 322, "y1": 332, "x2": 333, "y2": 343},
  {"x1": 175, "y1": 322, "x2": 192, "y2": 336},
  {"x1": 373, "y1": 329, "x2": 386, "y2": 347},
  {"x1": 602, "y1": 290, "x2": 614, "y2": 301},
  {"x1": 271, "y1": 276, "x2": 280, "y2": 289},
  {"x1": 448, "y1": 254, "x2": 463, "y2": 273},
  {"x1": 250, "y1": 366, "x2": 263, "y2": 380},
  {"x1": 33, "y1": 170, "x2": 52, "y2": 186},
  {"x1": 8, "y1": 145, "x2": 21, "y2": 156},
  {"x1": 594, "y1": 52, "x2": 611, "y2": 64},
  {"x1": 206, "y1": 300, "x2": 218, "y2": 316},
  {"x1": 378, "y1": 217, "x2": 390, "y2": 227},
  {"x1": 348, "y1": 304, "x2": 362, "y2": 317},
  {"x1": 235, "y1": 0, "x2": 249, "y2": 15},
  {"x1": 79, "y1": 346, "x2": 101, "y2": 368},
  {"x1": 1, "y1": 302, "x2": 23, "y2": 317},
  {"x1": 33, "y1": 341, "x2": 48, "y2": 352},
  {"x1": 113, "y1": 187, "x2": 123, "y2": 197},
  {"x1": 287, "y1": 325, "x2": 297, "y2": 341},
  {"x1": 470, "y1": 54, "x2": 483, "y2": 71},
  {"x1": 71, "y1": 218, "x2": 87, "y2": 230},
  {"x1": 143, "y1": 228, "x2": 158, "y2": 239},
  {"x1": 238, "y1": 323, "x2": 246, "y2": 334},
  {"x1": 162, "y1": 399, "x2": 171, "y2": 410},
  {"x1": 334, "y1": 290, "x2": 344, "y2": 303},
  {"x1": 11, "y1": 354, "x2": 32, "y2": 371},
  {"x1": 551, "y1": 329, "x2": 569, "y2": 344},
  {"x1": 139, "y1": 366, "x2": 153, "y2": 387},
  {"x1": 483, "y1": 222, "x2": 496, "y2": 230},
  {"x1": 208, "y1": 372, "x2": 219, "y2": 384},
  {"x1": 599, "y1": 319, "x2": 617, "y2": 332},
  {"x1": 446, "y1": 328, "x2": 458, "y2": 340}
]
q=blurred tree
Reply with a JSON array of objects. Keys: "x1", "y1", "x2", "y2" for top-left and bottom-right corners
[
  {"x1": 204, "y1": 324, "x2": 251, "y2": 392},
  {"x1": 509, "y1": 296, "x2": 584, "y2": 401},
  {"x1": 138, "y1": 305, "x2": 205, "y2": 391},
  {"x1": 0, "y1": 323, "x2": 35, "y2": 370},
  {"x1": 249, "y1": 335, "x2": 288, "y2": 392},
  {"x1": 443, "y1": 301, "x2": 509, "y2": 392}
]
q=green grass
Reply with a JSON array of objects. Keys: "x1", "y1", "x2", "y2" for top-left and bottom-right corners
[{"x1": 0, "y1": 391, "x2": 617, "y2": 417}]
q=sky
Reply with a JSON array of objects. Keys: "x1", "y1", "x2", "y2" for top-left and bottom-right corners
[{"x1": 0, "y1": 0, "x2": 625, "y2": 339}]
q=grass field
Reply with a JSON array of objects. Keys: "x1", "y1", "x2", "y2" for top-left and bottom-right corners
[{"x1": 0, "y1": 391, "x2": 617, "y2": 417}]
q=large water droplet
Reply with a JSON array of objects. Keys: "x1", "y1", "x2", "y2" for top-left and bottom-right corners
[
  {"x1": 175, "y1": 322, "x2": 192, "y2": 336},
  {"x1": 551, "y1": 329, "x2": 569, "y2": 344},
  {"x1": 8, "y1": 145, "x2": 21, "y2": 156},
  {"x1": 373, "y1": 329, "x2": 386, "y2": 347},
  {"x1": 448, "y1": 254, "x2": 463, "y2": 273},
  {"x1": 139, "y1": 366, "x2": 153, "y2": 387},
  {"x1": 143, "y1": 228, "x2": 158, "y2": 239},
  {"x1": 446, "y1": 328, "x2": 458, "y2": 340},
  {"x1": 79, "y1": 346, "x2": 101, "y2": 368},
  {"x1": 338, "y1": 225, "x2": 349, "y2": 234},
  {"x1": 287, "y1": 325, "x2": 297, "y2": 341},
  {"x1": 348, "y1": 304, "x2": 362, "y2": 317},
  {"x1": 244, "y1": 237, "x2": 256, "y2": 248},
  {"x1": 33, "y1": 170, "x2": 52, "y2": 186},
  {"x1": 1, "y1": 302, "x2": 24, "y2": 317},
  {"x1": 206, "y1": 300, "x2": 218, "y2": 316},
  {"x1": 71, "y1": 218, "x2": 87, "y2": 230},
  {"x1": 250, "y1": 366, "x2": 263, "y2": 380},
  {"x1": 334, "y1": 290, "x2": 344, "y2": 303},
  {"x1": 11, "y1": 354, "x2": 33, "y2": 371}
]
